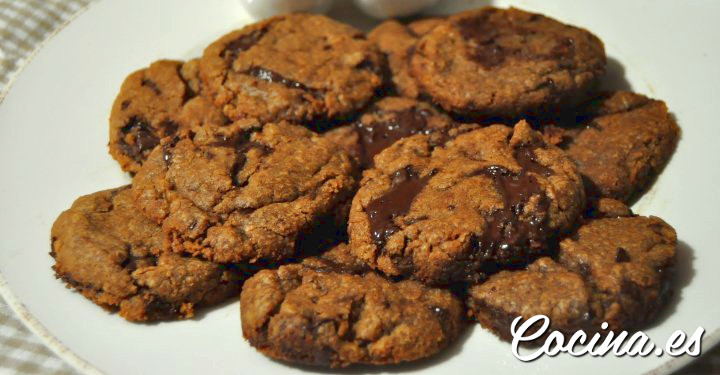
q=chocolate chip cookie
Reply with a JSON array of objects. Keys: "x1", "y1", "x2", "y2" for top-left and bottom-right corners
[
  {"x1": 323, "y1": 97, "x2": 463, "y2": 168},
  {"x1": 240, "y1": 244, "x2": 464, "y2": 367},
  {"x1": 409, "y1": 7, "x2": 606, "y2": 119},
  {"x1": 544, "y1": 91, "x2": 680, "y2": 202},
  {"x1": 132, "y1": 120, "x2": 357, "y2": 264},
  {"x1": 109, "y1": 59, "x2": 227, "y2": 173},
  {"x1": 467, "y1": 214, "x2": 676, "y2": 340},
  {"x1": 51, "y1": 187, "x2": 245, "y2": 322},
  {"x1": 467, "y1": 257, "x2": 591, "y2": 341},
  {"x1": 558, "y1": 215, "x2": 677, "y2": 332},
  {"x1": 199, "y1": 13, "x2": 385, "y2": 127},
  {"x1": 349, "y1": 120, "x2": 585, "y2": 285}
]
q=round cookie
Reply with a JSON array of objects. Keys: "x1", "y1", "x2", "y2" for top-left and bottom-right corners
[
  {"x1": 109, "y1": 59, "x2": 227, "y2": 173},
  {"x1": 240, "y1": 244, "x2": 465, "y2": 368},
  {"x1": 543, "y1": 91, "x2": 680, "y2": 203},
  {"x1": 558, "y1": 215, "x2": 677, "y2": 332},
  {"x1": 323, "y1": 97, "x2": 462, "y2": 168},
  {"x1": 348, "y1": 120, "x2": 585, "y2": 285},
  {"x1": 409, "y1": 7, "x2": 606, "y2": 119},
  {"x1": 467, "y1": 257, "x2": 592, "y2": 341},
  {"x1": 50, "y1": 186, "x2": 245, "y2": 322},
  {"x1": 132, "y1": 120, "x2": 357, "y2": 264},
  {"x1": 467, "y1": 215, "x2": 677, "y2": 340},
  {"x1": 199, "y1": 13, "x2": 385, "y2": 127}
]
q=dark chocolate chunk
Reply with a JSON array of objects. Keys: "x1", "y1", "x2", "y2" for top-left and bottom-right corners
[
  {"x1": 222, "y1": 27, "x2": 269, "y2": 64},
  {"x1": 456, "y1": 10, "x2": 577, "y2": 69},
  {"x1": 245, "y1": 66, "x2": 323, "y2": 98},
  {"x1": 514, "y1": 144, "x2": 554, "y2": 177},
  {"x1": 354, "y1": 108, "x2": 432, "y2": 166},
  {"x1": 615, "y1": 247, "x2": 631, "y2": 263},
  {"x1": 140, "y1": 79, "x2": 161, "y2": 95},
  {"x1": 366, "y1": 166, "x2": 430, "y2": 248},
  {"x1": 119, "y1": 117, "x2": 159, "y2": 161},
  {"x1": 470, "y1": 165, "x2": 550, "y2": 263}
]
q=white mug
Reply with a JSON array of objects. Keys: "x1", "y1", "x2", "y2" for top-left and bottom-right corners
[
  {"x1": 239, "y1": 0, "x2": 334, "y2": 19},
  {"x1": 239, "y1": 0, "x2": 439, "y2": 19},
  {"x1": 353, "y1": 0, "x2": 440, "y2": 18}
]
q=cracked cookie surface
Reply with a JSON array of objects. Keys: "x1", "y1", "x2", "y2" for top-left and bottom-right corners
[
  {"x1": 132, "y1": 121, "x2": 357, "y2": 264},
  {"x1": 50, "y1": 187, "x2": 245, "y2": 322},
  {"x1": 199, "y1": 13, "x2": 385, "y2": 127},
  {"x1": 240, "y1": 244, "x2": 464, "y2": 367},
  {"x1": 544, "y1": 91, "x2": 680, "y2": 202},
  {"x1": 409, "y1": 7, "x2": 605, "y2": 119},
  {"x1": 348, "y1": 120, "x2": 585, "y2": 285},
  {"x1": 109, "y1": 60, "x2": 227, "y2": 173},
  {"x1": 467, "y1": 210, "x2": 677, "y2": 340}
]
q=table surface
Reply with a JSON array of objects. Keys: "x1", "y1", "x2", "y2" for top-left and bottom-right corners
[{"x1": 0, "y1": 0, "x2": 718, "y2": 374}]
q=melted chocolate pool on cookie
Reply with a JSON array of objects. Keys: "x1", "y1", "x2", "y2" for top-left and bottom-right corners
[
  {"x1": 469, "y1": 165, "x2": 550, "y2": 265},
  {"x1": 366, "y1": 166, "x2": 434, "y2": 247},
  {"x1": 354, "y1": 108, "x2": 434, "y2": 166}
]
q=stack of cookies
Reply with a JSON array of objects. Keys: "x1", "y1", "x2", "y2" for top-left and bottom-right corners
[{"x1": 50, "y1": 7, "x2": 680, "y2": 368}]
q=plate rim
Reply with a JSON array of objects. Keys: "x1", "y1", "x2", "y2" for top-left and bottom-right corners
[
  {"x1": 0, "y1": 1, "x2": 103, "y2": 372},
  {"x1": 0, "y1": 274, "x2": 102, "y2": 374},
  {"x1": 0, "y1": 1, "x2": 717, "y2": 374}
]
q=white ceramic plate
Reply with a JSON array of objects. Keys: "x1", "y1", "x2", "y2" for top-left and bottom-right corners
[{"x1": 1, "y1": 0, "x2": 718, "y2": 374}]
